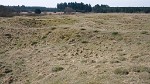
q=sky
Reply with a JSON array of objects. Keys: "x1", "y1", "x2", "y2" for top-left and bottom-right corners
[{"x1": 0, "y1": 0, "x2": 150, "y2": 7}]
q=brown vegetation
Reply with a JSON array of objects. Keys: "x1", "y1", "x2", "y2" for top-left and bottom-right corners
[{"x1": 0, "y1": 13, "x2": 150, "y2": 84}]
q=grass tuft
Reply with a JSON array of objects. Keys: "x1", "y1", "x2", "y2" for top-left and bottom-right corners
[
  {"x1": 114, "y1": 67, "x2": 129, "y2": 75},
  {"x1": 81, "y1": 28, "x2": 86, "y2": 30},
  {"x1": 82, "y1": 41, "x2": 89, "y2": 43},
  {"x1": 31, "y1": 41, "x2": 38, "y2": 45},
  {"x1": 112, "y1": 32, "x2": 119, "y2": 35},
  {"x1": 141, "y1": 31, "x2": 148, "y2": 35},
  {"x1": 130, "y1": 66, "x2": 150, "y2": 73},
  {"x1": 52, "y1": 66, "x2": 64, "y2": 72}
]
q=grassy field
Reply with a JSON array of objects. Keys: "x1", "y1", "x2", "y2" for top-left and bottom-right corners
[{"x1": 0, "y1": 13, "x2": 150, "y2": 84}]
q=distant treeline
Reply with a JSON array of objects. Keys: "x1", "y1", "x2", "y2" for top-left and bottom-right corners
[
  {"x1": 1, "y1": 2, "x2": 150, "y2": 15},
  {"x1": 57, "y1": 2, "x2": 150, "y2": 13},
  {"x1": 0, "y1": 5, "x2": 15, "y2": 17},
  {"x1": 57, "y1": 2, "x2": 92, "y2": 12},
  {"x1": 3, "y1": 5, "x2": 57, "y2": 12},
  {"x1": 93, "y1": 4, "x2": 150, "y2": 13},
  {"x1": 0, "y1": 5, "x2": 58, "y2": 17}
]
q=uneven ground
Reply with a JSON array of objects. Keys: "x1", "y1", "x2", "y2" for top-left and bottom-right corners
[{"x1": 0, "y1": 13, "x2": 150, "y2": 84}]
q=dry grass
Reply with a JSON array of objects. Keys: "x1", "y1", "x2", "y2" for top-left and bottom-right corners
[{"x1": 0, "y1": 13, "x2": 150, "y2": 84}]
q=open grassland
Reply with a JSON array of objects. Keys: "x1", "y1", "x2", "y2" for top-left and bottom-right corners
[{"x1": 0, "y1": 13, "x2": 150, "y2": 84}]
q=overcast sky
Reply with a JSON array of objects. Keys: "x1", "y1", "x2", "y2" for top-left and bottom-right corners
[{"x1": 1, "y1": 0, "x2": 150, "y2": 7}]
